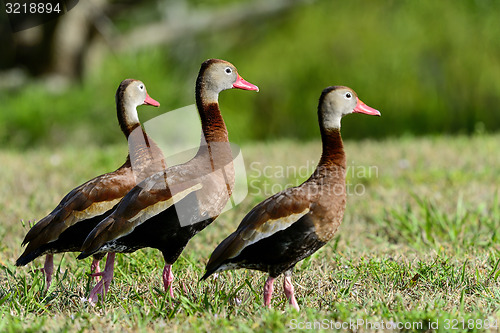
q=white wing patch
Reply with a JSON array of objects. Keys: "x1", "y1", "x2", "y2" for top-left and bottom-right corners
[
  {"x1": 234, "y1": 208, "x2": 310, "y2": 258},
  {"x1": 214, "y1": 262, "x2": 241, "y2": 274},
  {"x1": 127, "y1": 183, "x2": 203, "y2": 225},
  {"x1": 67, "y1": 198, "x2": 121, "y2": 226}
]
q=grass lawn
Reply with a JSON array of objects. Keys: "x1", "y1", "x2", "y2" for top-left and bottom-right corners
[{"x1": 0, "y1": 134, "x2": 499, "y2": 332}]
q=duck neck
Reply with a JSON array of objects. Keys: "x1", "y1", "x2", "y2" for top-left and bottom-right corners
[
  {"x1": 314, "y1": 127, "x2": 346, "y2": 178},
  {"x1": 195, "y1": 81, "x2": 229, "y2": 144},
  {"x1": 117, "y1": 99, "x2": 141, "y2": 138},
  {"x1": 127, "y1": 126, "x2": 166, "y2": 180},
  {"x1": 193, "y1": 78, "x2": 234, "y2": 178},
  {"x1": 117, "y1": 98, "x2": 165, "y2": 174}
]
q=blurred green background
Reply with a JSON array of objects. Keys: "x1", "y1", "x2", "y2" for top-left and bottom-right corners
[{"x1": 1, "y1": 0, "x2": 499, "y2": 148}]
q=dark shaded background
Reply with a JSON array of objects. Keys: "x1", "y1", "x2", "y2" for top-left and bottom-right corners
[{"x1": 1, "y1": 0, "x2": 499, "y2": 148}]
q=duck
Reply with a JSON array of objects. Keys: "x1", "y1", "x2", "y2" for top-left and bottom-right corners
[
  {"x1": 16, "y1": 79, "x2": 165, "y2": 289},
  {"x1": 77, "y1": 59, "x2": 259, "y2": 303},
  {"x1": 201, "y1": 86, "x2": 380, "y2": 311}
]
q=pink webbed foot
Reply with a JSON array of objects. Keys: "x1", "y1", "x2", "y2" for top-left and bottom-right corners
[
  {"x1": 162, "y1": 264, "x2": 175, "y2": 298},
  {"x1": 283, "y1": 275, "x2": 300, "y2": 311},
  {"x1": 263, "y1": 276, "x2": 275, "y2": 309},
  {"x1": 88, "y1": 253, "x2": 115, "y2": 304}
]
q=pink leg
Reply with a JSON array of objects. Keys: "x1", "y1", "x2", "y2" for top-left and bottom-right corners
[
  {"x1": 263, "y1": 276, "x2": 275, "y2": 309},
  {"x1": 42, "y1": 254, "x2": 54, "y2": 290},
  {"x1": 88, "y1": 253, "x2": 115, "y2": 304},
  {"x1": 90, "y1": 258, "x2": 101, "y2": 280},
  {"x1": 162, "y1": 264, "x2": 174, "y2": 298},
  {"x1": 283, "y1": 275, "x2": 300, "y2": 311}
]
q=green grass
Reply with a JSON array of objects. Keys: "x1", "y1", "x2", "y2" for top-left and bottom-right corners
[{"x1": 1, "y1": 134, "x2": 499, "y2": 332}]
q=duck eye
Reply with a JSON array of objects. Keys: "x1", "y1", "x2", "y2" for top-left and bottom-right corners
[
  {"x1": 344, "y1": 92, "x2": 352, "y2": 99},
  {"x1": 225, "y1": 67, "x2": 232, "y2": 75}
]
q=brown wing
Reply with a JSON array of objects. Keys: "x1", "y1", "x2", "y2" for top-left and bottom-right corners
[
  {"x1": 21, "y1": 161, "x2": 136, "y2": 254},
  {"x1": 203, "y1": 186, "x2": 312, "y2": 277},
  {"x1": 79, "y1": 164, "x2": 205, "y2": 256}
]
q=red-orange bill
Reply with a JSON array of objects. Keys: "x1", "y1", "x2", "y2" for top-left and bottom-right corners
[
  {"x1": 353, "y1": 98, "x2": 380, "y2": 116},
  {"x1": 233, "y1": 75, "x2": 259, "y2": 91},
  {"x1": 144, "y1": 94, "x2": 160, "y2": 107}
]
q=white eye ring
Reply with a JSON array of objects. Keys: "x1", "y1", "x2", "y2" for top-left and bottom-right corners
[
  {"x1": 225, "y1": 67, "x2": 232, "y2": 75},
  {"x1": 344, "y1": 92, "x2": 352, "y2": 99},
  {"x1": 139, "y1": 84, "x2": 144, "y2": 90}
]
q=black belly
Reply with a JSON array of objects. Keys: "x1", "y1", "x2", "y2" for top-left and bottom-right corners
[
  {"x1": 16, "y1": 209, "x2": 113, "y2": 266},
  {"x1": 101, "y1": 192, "x2": 215, "y2": 264},
  {"x1": 226, "y1": 215, "x2": 327, "y2": 277}
]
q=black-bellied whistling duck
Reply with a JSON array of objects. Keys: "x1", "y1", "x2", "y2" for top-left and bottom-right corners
[
  {"x1": 16, "y1": 79, "x2": 165, "y2": 289},
  {"x1": 202, "y1": 86, "x2": 380, "y2": 311},
  {"x1": 77, "y1": 59, "x2": 259, "y2": 303}
]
